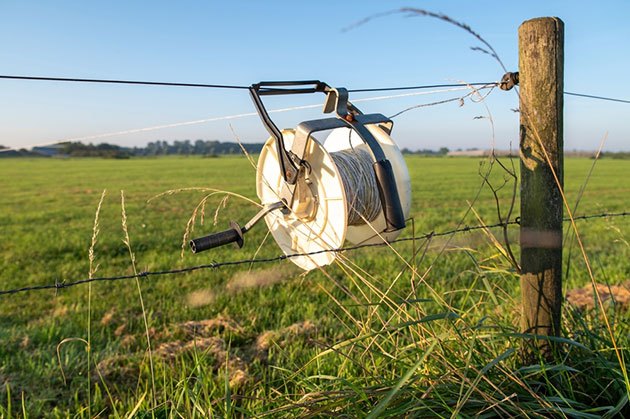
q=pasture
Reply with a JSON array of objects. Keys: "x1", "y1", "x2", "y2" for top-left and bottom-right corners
[{"x1": 0, "y1": 155, "x2": 628, "y2": 417}]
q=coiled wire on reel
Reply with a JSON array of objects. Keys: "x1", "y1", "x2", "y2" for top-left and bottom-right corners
[
  {"x1": 331, "y1": 148, "x2": 382, "y2": 226},
  {"x1": 191, "y1": 81, "x2": 411, "y2": 271}
]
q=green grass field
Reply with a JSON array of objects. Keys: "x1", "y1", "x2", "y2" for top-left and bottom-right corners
[{"x1": 0, "y1": 155, "x2": 628, "y2": 417}]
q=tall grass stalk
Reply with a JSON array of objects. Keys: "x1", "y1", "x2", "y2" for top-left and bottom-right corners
[
  {"x1": 87, "y1": 189, "x2": 107, "y2": 417},
  {"x1": 121, "y1": 190, "x2": 156, "y2": 411},
  {"x1": 398, "y1": 6, "x2": 629, "y2": 401}
]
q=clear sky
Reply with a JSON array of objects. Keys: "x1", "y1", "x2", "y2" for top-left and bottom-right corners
[{"x1": 1, "y1": 1, "x2": 629, "y2": 151}]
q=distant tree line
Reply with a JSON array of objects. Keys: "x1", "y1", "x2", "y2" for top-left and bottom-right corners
[
  {"x1": 0, "y1": 146, "x2": 44, "y2": 157},
  {"x1": 71, "y1": 140, "x2": 266, "y2": 158},
  {"x1": 58, "y1": 140, "x2": 266, "y2": 158},
  {"x1": 401, "y1": 147, "x2": 450, "y2": 156},
  {"x1": 0, "y1": 140, "x2": 266, "y2": 158},
  {"x1": 134, "y1": 140, "x2": 264, "y2": 156},
  {"x1": 2, "y1": 142, "x2": 630, "y2": 159},
  {"x1": 59, "y1": 142, "x2": 133, "y2": 158},
  {"x1": 601, "y1": 151, "x2": 630, "y2": 159}
]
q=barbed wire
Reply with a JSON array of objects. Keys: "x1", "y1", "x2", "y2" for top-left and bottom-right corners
[
  {"x1": 0, "y1": 211, "x2": 626, "y2": 297},
  {"x1": 1, "y1": 73, "x2": 628, "y2": 295}
]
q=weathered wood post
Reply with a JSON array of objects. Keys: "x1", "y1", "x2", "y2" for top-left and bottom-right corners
[{"x1": 518, "y1": 17, "x2": 564, "y2": 356}]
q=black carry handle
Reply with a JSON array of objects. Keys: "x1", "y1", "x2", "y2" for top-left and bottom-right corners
[
  {"x1": 373, "y1": 160, "x2": 406, "y2": 232},
  {"x1": 252, "y1": 80, "x2": 329, "y2": 96},
  {"x1": 189, "y1": 221, "x2": 244, "y2": 254},
  {"x1": 250, "y1": 80, "x2": 332, "y2": 185}
]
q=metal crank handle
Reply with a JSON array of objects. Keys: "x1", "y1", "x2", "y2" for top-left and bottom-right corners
[
  {"x1": 189, "y1": 202, "x2": 284, "y2": 254},
  {"x1": 242, "y1": 201, "x2": 284, "y2": 231}
]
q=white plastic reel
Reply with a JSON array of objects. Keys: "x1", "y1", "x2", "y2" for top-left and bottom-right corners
[{"x1": 256, "y1": 125, "x2": 411, "y2": 271}]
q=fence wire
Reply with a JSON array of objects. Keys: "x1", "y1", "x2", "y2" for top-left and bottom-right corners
[
  {"x1": 2, "y1": 73, "x2": 629, "y2": 104},
  {"x1": 0, "y1": 74, "x2": 497, "y2": 93},
  {"x1": 2, "y1": 72, "x2": 629, "y2": 154},
  {"x1": 0, "y1": 211, "x2": 627, "y2": 297}
]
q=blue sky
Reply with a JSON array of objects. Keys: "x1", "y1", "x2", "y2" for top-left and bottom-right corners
[{"x1": 1, "y1": 1, "x2": 629, "y2": 151}]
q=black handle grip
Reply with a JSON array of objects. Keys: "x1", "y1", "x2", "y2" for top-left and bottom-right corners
[
  {"x1": 252, "y1": 80, "x2": 329, "y2": 96},
  {"x1": 373, "y1": 160, "x2": 406, "y2": 232},
  {"x1": 189, "y1": 222, "x2": 244, "y2": 254}
]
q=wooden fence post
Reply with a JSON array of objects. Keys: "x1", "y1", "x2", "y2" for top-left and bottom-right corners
[{"x1": 518, "y1": 17, "x2": 564, "y2": 356}]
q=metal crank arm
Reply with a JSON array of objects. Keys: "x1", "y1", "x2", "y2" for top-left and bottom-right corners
[{"x1": 189, "y1": 201, "x2": 284, "y2": 253}]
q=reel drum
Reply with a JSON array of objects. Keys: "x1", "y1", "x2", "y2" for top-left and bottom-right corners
[
  {"x1": 257, "y1": 125, "x2": 411, "y2": 271},
  {"x1": 324, "y1": 126, "x2": 411, "y2": 246}
]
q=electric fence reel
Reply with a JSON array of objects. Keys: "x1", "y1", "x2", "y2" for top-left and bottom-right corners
[{"x1": 190, "y1": 81, "x2": 411, "y2": 270}]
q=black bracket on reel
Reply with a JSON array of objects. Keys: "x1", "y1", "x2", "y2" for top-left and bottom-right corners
[{"x1": 190, "y1": 80, "x2": 406, "y2": 255}]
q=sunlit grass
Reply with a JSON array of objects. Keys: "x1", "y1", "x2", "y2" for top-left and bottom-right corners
[{"x1": 0, "y1": 155, "x2": 628, "y2": 416}]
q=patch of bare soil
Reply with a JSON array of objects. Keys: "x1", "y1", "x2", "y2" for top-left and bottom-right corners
[
  {"x1": 566, "y1": 280, "x2": 630, "y2": 310},
  {"x1": 179, "y1": 314, "x2": 245, "y2": 337},
  {"x1": 226, "y1": 266, "x2": 298, "y2": 293},
  {"x1": 100, "y1": 314, "x2": 318, "y2": 390}
]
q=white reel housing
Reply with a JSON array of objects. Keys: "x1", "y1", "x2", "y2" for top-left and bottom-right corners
[{"x1": 257, "y1": 124, "x2": 411, "y2": 271}]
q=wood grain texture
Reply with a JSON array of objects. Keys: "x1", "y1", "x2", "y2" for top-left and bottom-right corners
[{"x1": 518, "y1": 17, "x2": 564, "y2": 355}]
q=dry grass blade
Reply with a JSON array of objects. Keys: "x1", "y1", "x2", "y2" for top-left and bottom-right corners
[
  {"x1": 56, "y1": 337, "x2": 89, "y2": 386},
  {"x1": 121, "y1": 190, "x2": 156, "y2": 408},
  {"x1": 88, "y1": 189, "x2": 107, "y2": 279},
  {"x1": 148, "y1": 187, "x2": 261, "y2": 207},
  {"x1": 367, "y1": 341, "x2": 438, "y2": 419},
  {"x1": 477, "y1": 155, "x2": 521, "y2": 272},
  {"x1": 230, "y1": 123, "x2": 258, "y2": 170},
  {"x1": 178, "y1": 190, "x2": 259, "y2": 258},
  {"x1": 247, "y1": 228, "x2": 272, "y2": 272},
  {"x1": 468, "y1": 204, "x2": 511, "y2": 264},
  {"x1": 517, "y1": 90, "x2": 630, "y2": 395},
  {"x1": 345, "y1": 8, "x2": 506, "y2": 71},
  {"x1": 564, "y1": 133, "x2": 607, "y2": 281},
  {"x1": 86, "y1": 188, "x2": 106, "y2": 417},
  {"x1": 213, "y1": 195, "x2": 230, "y2": 226},
  {"x1": 400, "y1": 8, "x2": 507, "y2": 72},
  {"x1": 147, "y1": 186, "x2": 261, "y2": 258}
]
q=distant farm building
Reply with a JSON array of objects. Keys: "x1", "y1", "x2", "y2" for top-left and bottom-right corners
[{"x1": 32, "y1": 143, "x2": 68, "y2": 157}]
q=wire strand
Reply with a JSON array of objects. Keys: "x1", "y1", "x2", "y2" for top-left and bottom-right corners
[
  {"x1": 0, "y1": 86, "x2": 478, "y2": 152},
  {"x1": 347, "y1": 82, "x2": 496, "y2": 93},
  {"x1": 564, "y1": 91, "x2": 630, "y2": 104},
  {"x1": 0, "y1": 74, "x2": 499, "y2": 94},
  {"x1": 0, "y1": 211, "x2": 626, "y2": 297},
  {"x1": 2, "y1": 74, "x2": 628, "y2": 103},
  {"x1": 0, "y1": 74, "x2": 250, "y2": 90},
  {"x1": 2, "y1": 73, "x2": 628, "y2": 152}
]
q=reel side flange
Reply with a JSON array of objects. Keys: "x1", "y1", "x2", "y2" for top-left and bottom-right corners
[{"x1": 257, "y1": 129, "x2": 347, "y2": 271}]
